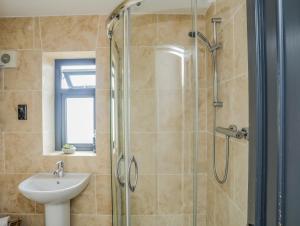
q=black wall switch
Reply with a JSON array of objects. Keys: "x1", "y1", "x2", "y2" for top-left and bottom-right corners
[{"x1": 18, "y1": 104, "x2": 27, "y2": 120}]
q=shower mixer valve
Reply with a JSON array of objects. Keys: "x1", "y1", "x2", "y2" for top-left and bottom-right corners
[{"x1": 215, "y1": 125, "x2": 249, "y2": 140}]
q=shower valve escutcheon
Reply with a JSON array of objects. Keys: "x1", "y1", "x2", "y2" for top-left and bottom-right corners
[{"x1": 215, "y1": 125, "x2": 249, "y2": 140}]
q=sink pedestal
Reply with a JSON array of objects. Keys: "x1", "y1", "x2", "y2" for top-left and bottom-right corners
[{"x1": 45, "y1": 201, "x2": 70, "y2": 226}]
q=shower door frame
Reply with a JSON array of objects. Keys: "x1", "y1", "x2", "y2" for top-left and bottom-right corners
[
  {"x1": 108, "y1": 2, "x2": 141, "y2": 226},
  {"x1": 247, "y1": 0, "x2": 289, "y2": 225}
]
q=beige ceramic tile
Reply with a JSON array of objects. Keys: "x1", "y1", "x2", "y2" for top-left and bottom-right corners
[
  {"x1": 4, "y1": 50, "x2": 42, "y2": 91},
  {"x1": 234, "y1": 3, "x2": 248, "y2": 76},
  {"x1": 96, "y1": 90, "x2": 110, "y2": 133},
  {"x1": 97, "y1": 16, "x2": 110, "y2": 48},
  {"x1": 96, "y1": 47, "x2": 110, "y2": 90},
  {"x1": 71, "y1": 214, "x2": 112, "y2": 226},
  {"x1": 71, "y1": 175, "x2": 96, "y2": 214},
  {"x1": 206, "y1": 178, "x2": 216, "y2": 226},
  {"x1": 0, "y1": 18, "x2": 34, "y2": 49},
  {"x1": 0, "y1": 174, "x2": 35, "y2": 213},
  {"x1": 0, "y1": 91, "x2": 42, "y2": 132},
  {"x1": 131, "y1": 90, "x2": 157, "y2": 132},
  {"x1": 158, "y1": 175, "x2": 183, "y2": 214},
  {"x1": 33, "y1": 18, "x2": 42, "y2": 49},
  {"x1": 158, "y1": 90, "x2": 183, "y2": 131},
  {"x1": 217, "y1": 20, "x2": 234, "y2": 82},
  {"x1": 131, "y1": 215, "x2": 155, "y2": 226},
  {"x1": 157, "y1": 15, "x2": 193, "y2": 46},
  {"x1": 132, "y1": 47, "x2": 155, "y2": 90},
  {"x1": 5, "y1": 133, "x2": 43, "y2": 173},
  {"x1": 131, "y1": 175, "x2": 156, "y2": 215},
  {"x1": 131, "y1": 133, "x2": 156, "y2": 175},
  {"x1": 217, "y1": 76, "x2": 249, "y2": 128},
  {"x1": 157, "y1": 132, "x2": 182, "y2": 174},
  {"x1": 232, "y1": 141, "x2": 248, "y2": 212},
  {"x1": 0, "y1": 133, "x2": 4, "y2": 173},
  {"x1": 40, "y1": 16, "x2": 98, "y2": 51},
  {"x1": 96, "y1": 175, "x2": 112, "y2": 214},
  {"x1": 131, "y1": 15, "x2": 157, "y2": 46},
  {"x1": 156, "y1": 215, "x2": 185, "y2": 226},
  {"x1": 9, "y1": 214, "x2": 44, "y2": 226}
]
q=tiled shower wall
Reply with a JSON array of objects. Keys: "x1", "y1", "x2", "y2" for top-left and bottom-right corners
[
  {"x1": 0, "y1": 14, "x2": 209, "y2": 226},
  {"x1": 204, "y1": 0, "x2": 249, "y2": 226}
]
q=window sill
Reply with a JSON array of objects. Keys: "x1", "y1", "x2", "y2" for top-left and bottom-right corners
[{"x1": 44, "y1": 151, "x2": 96, "y2": 157}]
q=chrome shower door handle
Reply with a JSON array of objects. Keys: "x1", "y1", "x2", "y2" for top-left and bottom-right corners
[
  {"x1": 128, "y1": 155, "x2": 138, "y2": 192},
  {"x1": 116, "y1": 154, "x2": 125, "y2": 187}
]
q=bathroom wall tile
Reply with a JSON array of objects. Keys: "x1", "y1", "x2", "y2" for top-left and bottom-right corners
[
  {"x1": 158, "y1": 175, "x2": 183, "y2": 214},
  {"x1": 132, "y1": 215, "x2": 155, "y2": 226},
  {"x1": 0, "y1": 70, "x2": 3, "y2": 91},
  {"x1": 157, "y1": 132, "x2": 182, "y2": 174},
  {"x1": 0, "y1": 18, "x2": 34, "y2": 49},
  {"x1": 156, "y1": 215, "x2": 185, "y2": 226},
  {"x1": 96, "y1": 175, "x2": 112, "y2": 215},
  {"x1": 131, "y1": 133, "x2": 156, "y2": 175},
  {"x1": 33, "y1": 18, "x2": 42, "y2": 49},
  {"x1": 131, "y1": 175, "x2": 157, "y2": 215},
  {"x1": 131, "y1": 15, "x2": 157, "y2": 46},
  {"x1": 96, "y1": 47, "x2": 110, "y2": 90},
  {"x1": 215, "y1": 0, "x2": 244, "y2": 25},
  {"x1": 40, "y1": 16, "x2": 98, "y2": 51},
  {"x1": 206, "y1": 179, "x2": 216, "y2": 226},
  {"x1": 214, "y1": 188, "x2": 230, "y2": 226},
  {"x1": 157, "y1": 15, "x2": 193, "y2": 46},
  {"x1": 234, "y1": 3, "x2": 248, "y2": 76},
  {"x1": 217, "y1": 20, "x2": 234, "y2": 82},
  {"x1": 71, "y1": 175, "x2": 96, "y2": 214},
  {"x1": 216, "y1": 135, "x2": 234, "y2": 198},
  {"x1": 4, "y1": 50, "x2": 42, "y2": 91},
  {"x1": 0, "y1": 133, "x2": 4, "y2": 172},
  {"x1": 132, "y1": 47, "x2": 155, "y2": 90},
  {"x1": 199, "y1": 48, "x2": 207, "y2": 88},
  {"x1": 131, "y1": 90, "x2": 157, "y2": 132},
  {"x1": 232, "y1": 141, "x2": 248, "y2": 213},
  {"x1": 217, "y1": 76, "x2": 249, "y2": 128},
  {"x1": 155, "y1": 46, "x2": 187, "y2": 91},
  {"x1": 0, "y1": 91, "x2": 42, "y2": 132},
  {"x1": 97, "y1": 16, "x2": 110, "y2": 48},
  {"x1": 4, "y1": 133, "x2": 43, "y2": 172},
  {"x1": 183, "y1": 175, "x2": 207, "y2": 215},
  {"x1": 95, "y1": 133, "x2": 111, "y2": 174},
  {"x1": 0, "y1": 174, "x2": 35, "y2": 213},
  {"x1": 158, "y1": 90, "x2": 183, "y2": 132},
  {"x1": 96, "y1": 90, "x2": 110, "y2": 133},
  {"x1": 5, "y1": 214, "x2": 44, "y2": 226},
  {"x1": 71, "y1": 214, "x2": 112, "y2": 226}
]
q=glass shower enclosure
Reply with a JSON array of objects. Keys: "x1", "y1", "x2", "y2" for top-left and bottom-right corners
[{"x1": 108, "y1": 1, "x2": 202, "y2": 226}]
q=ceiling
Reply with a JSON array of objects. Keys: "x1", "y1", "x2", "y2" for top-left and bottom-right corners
[{"x1": 0, "y1": 0, "x2": 213, "y2": 17}]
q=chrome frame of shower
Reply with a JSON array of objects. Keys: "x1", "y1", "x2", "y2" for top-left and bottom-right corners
[
  {"x1": 106, "y1": 0, "x2": 143, "y2": 38},
  {"x1": 107, "y1": 1, "x2": 142, "y2": 226}
]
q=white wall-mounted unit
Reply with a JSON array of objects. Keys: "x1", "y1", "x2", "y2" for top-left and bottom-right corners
[{"x1": 0, "y1": 50, "x2": 17, "y2": 68}]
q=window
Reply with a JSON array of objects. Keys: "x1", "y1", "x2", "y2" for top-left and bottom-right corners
[{"x1": 55, "y1": 59, "x2": 96, "y2": 151}]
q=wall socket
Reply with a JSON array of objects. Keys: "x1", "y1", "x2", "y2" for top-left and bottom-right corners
[{"x1": 0, "y1": 51, "x2": 17, "y2": 68}]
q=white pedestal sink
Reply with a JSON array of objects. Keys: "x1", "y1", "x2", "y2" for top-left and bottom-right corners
[{"x1": 18, "y1": 173, "x2": 90, "y2": 226}]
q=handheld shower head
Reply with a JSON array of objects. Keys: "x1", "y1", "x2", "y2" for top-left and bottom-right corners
[{"x1": 188, "y1": 31, "x2": 212, "y2": 50}]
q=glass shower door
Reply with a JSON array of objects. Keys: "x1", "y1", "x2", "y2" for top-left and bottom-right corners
[{"x1": 109, "y1": 6, "x2": 139, "y2": 226}]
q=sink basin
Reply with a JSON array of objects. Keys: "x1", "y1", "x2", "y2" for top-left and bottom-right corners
[
  {"x1": 19, "y1": 173, "x2": 90, "y2": 204},
  {"x1": 18, "y1": 173, "x2": 90, "y2": 226}
]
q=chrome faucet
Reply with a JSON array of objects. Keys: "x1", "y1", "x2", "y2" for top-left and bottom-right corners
[{"x1": 53, "y1": 160, "x2": 64, "y2": 178}]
